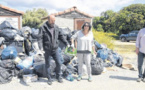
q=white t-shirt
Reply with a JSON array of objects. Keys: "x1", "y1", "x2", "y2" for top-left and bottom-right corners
[{"x1": 71, "y1": 30, "x2": 94, "y2": 52}]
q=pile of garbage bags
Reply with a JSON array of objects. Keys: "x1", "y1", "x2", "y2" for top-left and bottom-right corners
[
  {"x1": 0, "y1": 21, "x2": 123, "y2": 84},
  {"x1": 95, "y1": 41, "x2": 123, "y2": 67}
]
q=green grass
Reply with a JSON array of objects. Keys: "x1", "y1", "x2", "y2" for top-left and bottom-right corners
[{"x1": 114, "y1": 44, "x2": 136, "y2": 54}]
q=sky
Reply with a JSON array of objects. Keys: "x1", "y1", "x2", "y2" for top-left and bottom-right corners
[{"x1": 0, "y1": 0, "x2": 145, "y2": 16}]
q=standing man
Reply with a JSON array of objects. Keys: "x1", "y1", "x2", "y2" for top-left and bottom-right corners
[
  {"x1": 136, "y1": 28, "x2": 145, "y2": 82},
  {"x1": 40, "y1": 15, "x2": 69, "y2": 85}
]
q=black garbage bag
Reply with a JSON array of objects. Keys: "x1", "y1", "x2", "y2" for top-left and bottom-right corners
[
  {"x1": 63, "y1": 54, "x2": 74, "y2": 65},
  {"x1": 91, "y1": 57, "x2": 104, "y2": 75},
  {"x1": 31, "y1": 28, "x2": 41, "y2": 40},
  {"x1": 0, "y1": 21, "x2": 17, "y2": 30},
  {"x1": 0, "y1": 60, "x2": 16, "y2": 84},
  {"x1": 33, "y1": 60, "x2": 56, "y2": 78},
  {"x1": 0, "y1": 29, "x2": 17, "y2": 41},
  {"x1": 116, "y1": 55, "x2": 123, "y2": 67},
  {"x1": 0, "y1": 67, "x2": 13, "y2": 84}
]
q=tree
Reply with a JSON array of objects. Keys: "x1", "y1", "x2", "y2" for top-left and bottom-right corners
[
  {"x1": 93, "y1": 4, "x2": 145, "y2": 35},
  {"x1": 22, "y1": 8, "x2": 48, "y2": 28}
]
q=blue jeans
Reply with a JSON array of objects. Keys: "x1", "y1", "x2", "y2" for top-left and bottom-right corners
[
  {"x1": 138, "y1": 52, "x2": 145, "y2": 78},
  {"x1": 44, "y1": 48, "x2": 62, "y2": 80}
]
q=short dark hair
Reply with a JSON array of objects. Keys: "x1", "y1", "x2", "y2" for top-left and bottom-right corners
[{"x1": 82, "y1": 22, "x2": 91, "y2": 31}]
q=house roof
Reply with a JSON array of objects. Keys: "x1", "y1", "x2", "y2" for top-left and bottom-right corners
[
  {"x1": 42, "y1": 6, "x2": 93, "y2": 20},
  {"x1": 0, "y1": 4, "x2": 24, "y2": 15}
]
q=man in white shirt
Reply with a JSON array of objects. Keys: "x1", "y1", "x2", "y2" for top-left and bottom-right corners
[{"x1": 136, "y1": 28, "x2": 145, "y2": 82}]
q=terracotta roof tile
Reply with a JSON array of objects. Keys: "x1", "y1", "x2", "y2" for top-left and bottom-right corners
[
  {"x1": 42, "y1": 6, "x2": 94, "y2": 20},
  {"x1": 0, "y1": 4, "x2": 24, "y2": 15}
]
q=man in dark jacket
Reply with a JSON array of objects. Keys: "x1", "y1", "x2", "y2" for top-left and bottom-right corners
[{"x1": 40, "y1": 15, "x2": 69, "y2": 85}]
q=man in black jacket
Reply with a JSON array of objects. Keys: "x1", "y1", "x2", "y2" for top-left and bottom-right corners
[{"x1": 40, "y1": 15, "x2": 69, "y2": 85}]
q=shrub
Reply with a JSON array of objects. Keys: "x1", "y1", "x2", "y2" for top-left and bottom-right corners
[{"x1": 92, "y1": 28, "x2": 117, "y2": 49}]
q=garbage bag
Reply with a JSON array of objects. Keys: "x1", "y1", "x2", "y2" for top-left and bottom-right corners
[
  {"x1": 33, "y1": 60, "x2": 56, "y2": 77},
  {"x1": 97, "y1": 49, "x2": 109, "y2": 61},
  {"x1": 0, "y1": 29, "x2": 17, "y2": 41},
  {"x1": 116, "y1": 55, "x2": 123, "y2": 67},
  {"x1": 31, "y1": 28, "x2": 41, "y2": 39},
  {"x1": 16, "y1": 56, "x2": 33, "y2": 69},
  {"x1": 91, "y1": 57, "x2": 104, "y2": 75},
  {"x1": 58, "y1": 47, "x2": 64, "y2": 64},
  {"x1": 0, "y1": 37, "x2": 5, "y2": 46},
  {"x1": 0, "y1": 21, "x2": 16, "y2": 30},
  {"x1": 60, "y1": 28, "x2": 71, "y2": 35},
  {"x1": 0, "y1": 67, "x2": 13, "y2": 84},
  {"x1": 0, "y1": 60, "x2": 16, "y2": 84},
  {"x1": 95, "y1": 41, "x2": 102, "y2": 49},
  {"x1": 1, "y1": 46, "x2": 17, "y2": 60},
  {"x1": 63, "y1": 53, "x2": 74, "y2": 65}
]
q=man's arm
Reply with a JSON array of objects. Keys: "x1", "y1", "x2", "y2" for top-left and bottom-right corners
[
  {"x1": 136, "y1": 30, "x2": 141, "y2": 54},
  {"x1": 39, "y1": 27, "x2": 44, "y2": 50}
]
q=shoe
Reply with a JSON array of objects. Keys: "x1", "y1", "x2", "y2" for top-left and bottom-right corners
[
  {"x1": 47, "y1": 79, "x2": 52, "y2": 85},
  {"x1": 57, "y1": 77, "x2": 63, "y2": 83},
  {"x1": 77, "y1": 76, "x2": 82, "y2": 81},
  {"x1": 137, "y1": 78, "x2": 142, "y2": 82},
  {"x1": 88, "y1": 77, "x2": 92, "y2": 82},
  {"x1": 142, "y1": 78, "x2": 145, "y2": 82}
]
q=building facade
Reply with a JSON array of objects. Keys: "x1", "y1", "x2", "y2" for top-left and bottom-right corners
[
  {"x1": 42, "y1": 6, "x2": 93, "y2": 31},
  {"x1": 0, "y1": 4, "x2": 24, "y2": 29}
]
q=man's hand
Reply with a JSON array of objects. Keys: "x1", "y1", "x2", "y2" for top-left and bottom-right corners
[
  {"x1": 93, "y1": 50, "x2": 97, "y2": 55},
  {"x1": 136, "y1": 48, "x2": 139, "y2": 55}
]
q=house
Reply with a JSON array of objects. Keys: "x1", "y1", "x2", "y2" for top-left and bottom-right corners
[
  {"x1": 42, "y1": 6, "x2": 93, "y2": 31},
  {"x1": 0, "y1": 4, "x2": 24, "y2": 29}
]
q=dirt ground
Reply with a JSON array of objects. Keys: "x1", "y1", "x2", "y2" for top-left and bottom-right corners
[{"x1": 0, "y1": 40, "x2": 145, "y2": 90}]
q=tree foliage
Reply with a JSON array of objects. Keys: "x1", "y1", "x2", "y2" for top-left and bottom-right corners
[
  {"x1": 22, "y1": 8, "x2": 48, "y2": 28},
  {"x1": 93, "y1": 4, "x2": 145, "y2": 34}
]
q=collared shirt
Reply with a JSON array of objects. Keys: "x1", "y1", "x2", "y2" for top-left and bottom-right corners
[
  {"x1": 136, "y1": 28, "x2": 145, "y2": 54},
  {"x1": 71, "y1": 30, "x2": 94, "y2": 52}
]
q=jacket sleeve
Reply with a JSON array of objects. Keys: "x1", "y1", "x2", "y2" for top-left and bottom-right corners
[
  {"x1": 58, "y1": 28, "x2": 69, "y2": 46},
  {"x1": 39, "y1": 27, "x2": 44, "y2": 50}
]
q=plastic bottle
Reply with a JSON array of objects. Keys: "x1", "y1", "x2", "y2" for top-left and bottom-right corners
[{"x1": 66, "y1": 73, "x2": 74, "y2": 81}]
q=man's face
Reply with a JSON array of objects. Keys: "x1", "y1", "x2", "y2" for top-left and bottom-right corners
[{"x1": 48, "y1": 17, "x2": 55, "y2": 27}]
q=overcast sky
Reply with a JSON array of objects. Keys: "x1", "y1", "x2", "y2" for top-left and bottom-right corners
[{"x1": 0, "y1": 0, "x2": 145, "y2": 16}]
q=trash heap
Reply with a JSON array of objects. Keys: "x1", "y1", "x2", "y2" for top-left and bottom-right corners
[{"x1": 0, "y1": 21, "x2": 123, "y2": 84}]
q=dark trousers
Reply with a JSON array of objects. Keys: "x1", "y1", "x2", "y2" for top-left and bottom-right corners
[
  {"x1": 138, "y1": 52, "x2": 145, "y2": 78},
  {"x1": 44, "y1": 48, "x2": 61, "y2": 80}
]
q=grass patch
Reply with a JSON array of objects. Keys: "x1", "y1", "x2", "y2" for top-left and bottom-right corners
[{"x1": 114, "y1": 44, "x2": 136, "y2": 54}]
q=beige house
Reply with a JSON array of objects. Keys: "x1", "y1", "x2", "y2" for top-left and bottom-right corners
[
  {"x1": 0, "y1": 4, "x2": 24, "y2": 29},
  {"x1": 42, "y1": 6, "x2": 94, "y2": 31}
]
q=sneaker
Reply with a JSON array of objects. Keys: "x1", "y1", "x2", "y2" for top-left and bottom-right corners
[
  {"x1": 47, "y1": 79, "x2": 52, "y2": 85},
  {"x1": 88, "y1": 77, "x2": 92, "y2": 82},
  {"x1": 77, "y1": 76, "x2": 82, "y2": 81},
  {"x1": 142, "y1": 78, "x2": 145, "y2": 82},
  {"x1": 57, "y1": 77, "x2": 63, "y2": 83},
  {"x1": 137, "y1": 78, "x2": 142, "y2": 82}
]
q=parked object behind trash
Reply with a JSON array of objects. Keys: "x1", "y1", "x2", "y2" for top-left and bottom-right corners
[{"x1": 1, "y1": 46, "x2": 17, "y2": 60}]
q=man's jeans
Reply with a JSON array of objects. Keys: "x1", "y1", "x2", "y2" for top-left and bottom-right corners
[
  {"x1": 138, "y1": 52, "x2": 145, "y2": 78},
  {"x1": 44, "y1": 48, "x2": 62, "y2": 80}
]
